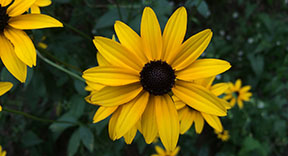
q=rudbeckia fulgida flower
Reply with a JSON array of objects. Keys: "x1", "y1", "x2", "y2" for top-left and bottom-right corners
[
  {"x1": 83, "y1": 7, "x2": 231, "y2": 152},
  {"x1": 0, "y1": 0, "x2": 63, "y2": 82},
  {"x1": 224, "y1": 79, "x2": 252, "y2": 109}
]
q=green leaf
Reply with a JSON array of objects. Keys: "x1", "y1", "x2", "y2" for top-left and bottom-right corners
[
  {"x1": 49, "y1": 113, "x2": 77, "y2": 133},
  {"x1": 80, "y1": 126, "x2": 94, "y2": 152},
  {"x1": 68, "y1": 129, "x2": 81, "y2": 156}
]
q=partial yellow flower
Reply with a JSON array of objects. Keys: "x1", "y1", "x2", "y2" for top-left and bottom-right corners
[
  {"x1": 175, "y1": 76, "x2": 231, "y2": 134},
  {"x1": 0, "y1": 145, "x2": 7, "y2": 156},
  {"x1": 0, "y1": 81, "x2": 13, "y2": 96},
  {"x1": 0, "y1": 0, "x2": 63, "y2": 83},
  {"x1": 224, "y1": 79, "x2": 252, "y2": 109},
  {"x1": 0, "y1": 81, "x2": 13, "y2": 112},
  {"x1": 215, "y1": 130, "x2": 230, "y2": 142},
  {"x1": 30, "y1": 0, "x2": 52, "y2": 14},
  {"x1": 83, "y1": 7, "x2": 231, "y2": 151},
  {"x1": 151, "y1": 145, "x2": 180, "y2": 156}
]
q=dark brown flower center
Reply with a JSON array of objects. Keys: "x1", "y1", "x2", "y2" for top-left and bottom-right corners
[
  {"x1": 0, "y1": 4, "x2": 10, "y2": 32},
  {"x1": 140, "y1": 60, "x2": 176, "y2": 95}
]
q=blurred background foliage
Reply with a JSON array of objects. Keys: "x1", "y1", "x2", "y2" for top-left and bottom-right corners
[{"x1": 1, "y1": 0, "x2": 288, "y2": 155}]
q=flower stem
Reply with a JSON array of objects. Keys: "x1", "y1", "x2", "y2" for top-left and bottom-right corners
[
  {"x1": 2, "y1": 107, "x2": 76, "y2": 125},
  {"x1": 37, "y1": 51, "x2": 85, "y2": 83}
]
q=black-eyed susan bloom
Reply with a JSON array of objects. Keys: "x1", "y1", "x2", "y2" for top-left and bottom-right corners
[
  {"x1": 152, "y1": 145, "x2": 180, "y2": 156},
  {"x1": 224, "y1": 79, "x2": 252, "y2": 109},
  {"x1": 215, "y1": 129, "x2": 230, "y2": 142},
  {"x1": 30, "y1": 0, "x2": 51, "y2": 14},
  {"x1": 174, "y1": 76, "x2": 231, "y2": 134},
  {"x1": 0, "y1": 0, "x2": 63, "y2": 82},
  {"x1": 0, "y1": 81, "x2": 13, "y2": 112},
  {"x1": 83, "y1": 7, "x2": 231, "y2": 151}
]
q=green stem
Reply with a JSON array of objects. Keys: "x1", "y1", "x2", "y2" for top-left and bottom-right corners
[
  {"x1": 3, "y1": 107, "x2": 76, "y2": 125},
  {"x1": 37, "y1": 51, "x2": 85, "y2": 83},
  {"x1": 62, "y1": 22, "x2": 91, "y2": 41}
]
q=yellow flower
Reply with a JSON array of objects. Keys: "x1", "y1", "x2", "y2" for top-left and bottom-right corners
[
  {"x1": 0, "y1": 145, "x2": 7, "y2": 156},
  {"x1": 83, "y1": 7, "x2": 231, "y2": 151},
  {"x1": 174, "y1": 76, "x2": 231, "y2": 134},
  {"x1": 224, "y1": 79, "x2": 252, "y2": 109},
  {"x1": 151, "y1": 145, "x2": 180, "y2": 156},
  {"x1": 30, "y1": 0, "x2": 52, "y2": 14},
  {"x1": 215, "y1": 130, "x2": 230, "y2": 142},
  {"x1": 0, "y1": 0, "x2": 63, "y2": 82}
]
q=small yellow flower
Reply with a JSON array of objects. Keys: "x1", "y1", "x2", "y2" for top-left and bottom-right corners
[
  {"x1": 0, "y1": 145, "x2": 7, "y2": 156},
  {"x1": 224, "y1": 79, "x2": 252, "y2": 109},
  {"x1": 84, "y1": 7, "x2": 231, "y2": 151},
  {"x1": 0, "y1": 0, "x2": 63, "y2": 83},
  {"x1": 151, "y1": 146, "x2": 180, "y2": 156},
  {"x1": 215, "y1": 130, "x2": 230, "y2": 142},
  {"x1": 30, "y1": 0, "x2": 52, "y2": 14},
  {"x1": 174, "y1": 76, "x2": 231, "y2": 134}
]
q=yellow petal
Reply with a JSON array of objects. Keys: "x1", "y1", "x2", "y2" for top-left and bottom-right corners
[
  {"x1": 194, "y1": 112, "x2": 204, "y2": 134},
  {"x1": 237, "y1": 99, "x2": 244, "y2": 109},
  {"x1": 0, "y1": 82, "x2": 13, "y2": 96},
  {"x1": 85, "y1": 80, "x2": 105, "y2": 91},
  {"x1": 0, "y1": 105, "x2": 2, "y2": 111},
  {"x1": 0, "y1": 35, "x2": 27, "y2": 83},
  {"x1": 179, "y1": 107, "x2": 195, "y2": 134},
  {"x1": 0, "y1": 0, "x2": 12, "y2": 7},
  {"x1": 93, "y1": 37, "x2": 142, "y2": 71},
  {"x1": 163, "y1": 7, "x2": 187, "y2": 63},
  {"x1": 93, "y1": 106, "x2": 118, "y2": 123},
  {"x1": 141, "y1": 95, "x2": 158, "y2": 144},
  {"x1": 4, "y1": 28, "x2": 36, "y2": 67},
  {"x1": 234, "y1": 79, "x2": 242, "y2": 91},
  {"x1": 7, "y1": 0, "x2": 36, "y2": 17},
  {"x1": 194, "y1": 76, "x2": 216, "y2": 88},
  {"x1": 30, "y1": 5, "x2": 41, "y2": 14},
  {"x1": 108, "y1": 107, "x2": 121, "y2": 140},
  {"x1": 115, "y1": 91, "x2": 149, "y2": 139},
  {"x1": 123, "y1": 126, "x2": 137, "y2": 144},
  {"x1": 34, "y1": 0, "x2": 52, "y2": 6},
  {"x1": 97, "y1": 52, "x2": 110, "y2": 66},
  {"x1": 155, "y1": 94, "x2": 179, "y2": 152},
  {"x1": 89, "y1": 83, "x2": 142, "y2": 106},
  {"x1": 114, "y1": 21, "x2": 147, "y2": 64},
  {"x1": 8, "y1": 14, "x2": 63, "y2": 30},
  {"x1": 211, "y1": 83, "x2": 228, "y2": 96},
  {"x1": 83, "y1": 66, "x2": 139, "y2": 86},
  {"x1": 172, "y1": 81, "x2": 227, "y2": 116},
  {"x1": 141, "y1": 7, "x2": 162, "y2": 60},
  {"x1": 201, "y1": 112, "x2": 223, "y2": 132},
  {"x1": 176, "y1": 59, "x2": 231, "y2": 81},
  {"x1": 172, "y1": 96, "x2": 186, "y2": 110},
  {"x1": 240, "y1": 85, "x2": 251, "y2": 93},
  {"x1": 155, "y1": 145, "x2": 166, "y2": 155},
  {"x1": 171, "y1": 29, "x2": 212, "y2": 70},
  {"x1": 241, "y1": 92, "x2": 252, "y2": 101},
  {"x1": 230, "y1": 98, "x2": 236, "y2": 107}
]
